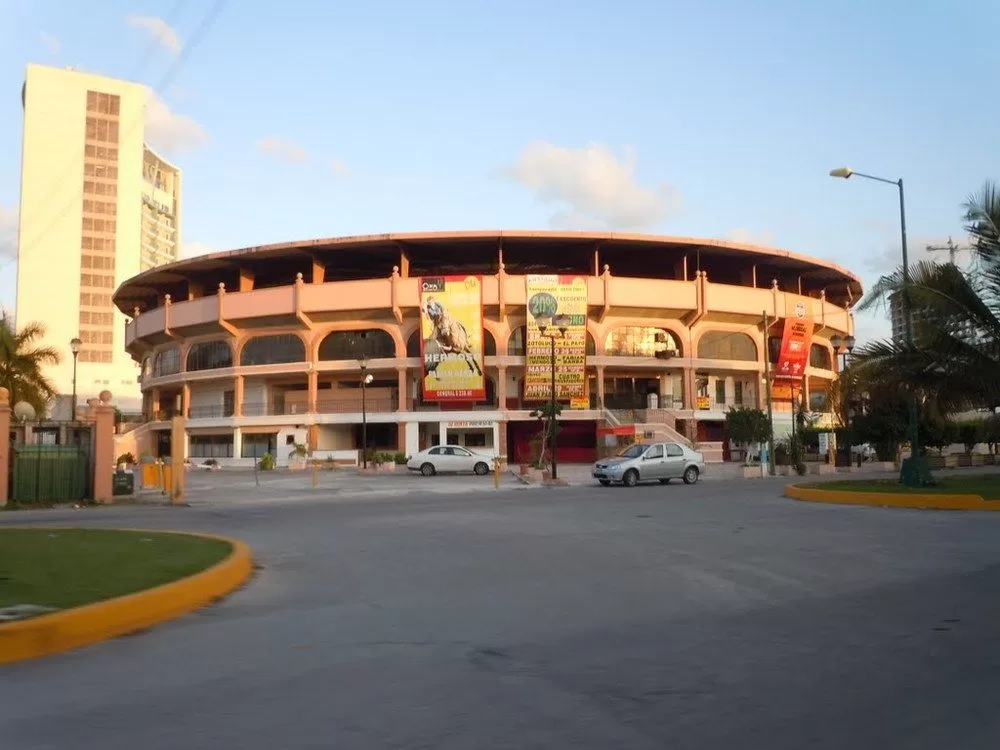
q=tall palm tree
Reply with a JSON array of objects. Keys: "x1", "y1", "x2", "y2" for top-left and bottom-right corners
[
  {"x1": 0, "y1": 313, "x2": 61, "y2": 415},
  {"x1": 851, "y1": 180, "x2": 1000, "y2": 413}
]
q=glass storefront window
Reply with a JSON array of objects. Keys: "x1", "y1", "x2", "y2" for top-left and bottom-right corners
[
  {"x1": 240, "y1": 334, "x2": 305, "y2": 366},
  {"x1": 605, "y1": 327, "x2": 680, "y2": 357}
]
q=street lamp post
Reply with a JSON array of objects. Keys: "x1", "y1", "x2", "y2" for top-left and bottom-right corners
[
  {"x1": 831, "y1": 333, "x2": 856, "y2": 466},
  {"x1": 69, "y1": 337, "x2": 82, "y2": 421},
  {"x1": 829, "y1": 167, "x2": 925, "y2": 484},
  {"x1": 359, "y1": 358, "x2": 373, "y2": 469},
  {"x1": 537, "y1": 316, "x2": 569, "y2": 481}
]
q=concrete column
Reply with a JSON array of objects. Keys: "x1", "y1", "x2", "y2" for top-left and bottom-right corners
[
  {"x1": 0, "y1": 388, "x2": 10, "y2": 507},
  {"x1": 92, "y1": 392, "x2": 116, "y2": 504},
  {"x1": 151, "y1": 388, "x2": 161, "y2": 419},
  {"x1": 439, "y1": 421, "x2": 448, "y2": 446},
  {"x1": 181, "y1": 382, "x2": 191, "y2": 418},
  {"x1": 307, "y1": 424, "x2": 318, "y2": 453},
  {"x1": 397, "y1": 423, "x2": 408, "y2": 452},
  {"x1": 497, "y1": 365, "x2": 507, "y2": 408},
  {"x1": 308, "y1": 370, "x2": 318, "y2": 413},
  {"x1": 684, "y1": 368, "x2": 696, "y2": 410},
  {"x1": 233, "y1": 427, "x2": 243, "y2": 461},
  {"x1": 234, "y1": 375, "x2": 244, "y2": 417},
  {"x1": 596, "y1": 366, "x2": 606, "y2": 409},
  {"x1": 397, "y1": 368, "x2": 411, "y2": 411},
  {"x1": 492, "y1": 423, "x2": 500, "y2": 459},
  {"x1": 497, "y1": 420, "x2": 508, "y2": 467}
]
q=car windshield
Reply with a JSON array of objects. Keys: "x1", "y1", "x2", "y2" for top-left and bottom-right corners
[{"x1": 617, "y1": 444, "x2": 647, "y2": 459}]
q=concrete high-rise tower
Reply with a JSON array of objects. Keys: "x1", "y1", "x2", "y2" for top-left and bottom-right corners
[{"x1": 15, "y1": 64, "x2": 182, "y2": 413}]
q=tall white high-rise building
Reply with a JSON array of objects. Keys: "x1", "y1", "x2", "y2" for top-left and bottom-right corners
[{"x1": 15, "y1": 64, "x2": 182, "y2": 413}]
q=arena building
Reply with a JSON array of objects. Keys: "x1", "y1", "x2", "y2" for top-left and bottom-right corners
[{"x1": 113, "y1": 231, "x2": 861, "y2": 466}]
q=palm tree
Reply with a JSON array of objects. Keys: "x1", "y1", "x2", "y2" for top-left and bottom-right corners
[
  {"x1": 850, "y1": 180, "x2": 1000, "y2": 413},
  {"x1": 0, "y1": 313, "x2": 61, "y2": 415}
]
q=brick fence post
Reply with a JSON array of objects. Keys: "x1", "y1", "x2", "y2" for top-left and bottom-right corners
[{"x1": 0, "y1": 387, "x2": 10, "y2": 507}]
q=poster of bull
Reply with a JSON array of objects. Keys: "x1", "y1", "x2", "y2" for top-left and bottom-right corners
[
  {"x1": 524, "y1": 274, "x2": 589, "y2": 403},
  {"x1": 419, "y1": 276, "x2": 486, "y2": 401}
]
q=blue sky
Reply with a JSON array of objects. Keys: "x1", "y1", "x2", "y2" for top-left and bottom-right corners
[{"x1": 1, "y1": 0, "x2": 997, "y2": 342}]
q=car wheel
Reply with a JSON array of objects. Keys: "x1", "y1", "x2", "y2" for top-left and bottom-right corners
[
  {"x1": 420, "y1": 463, "x2": 436, "y2": 477},
  {"x1": 473, "y1": 462, "x2": 489, "y2": 476},
  {"x1": 658, "y1": 478, "x2": 671, "y2": 484},
  {"x1": 622, "y1": 469, "x2": 639, "y2": 487},
  {"x1": 683, "y1": 466, "x2": 699, "y2": 485},
  {"x1": 598, "y1": 479, "x2": 611, "y2": 486}
]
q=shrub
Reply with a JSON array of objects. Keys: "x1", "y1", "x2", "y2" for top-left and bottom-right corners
[
  {"x1": 393, "y1": 451, "x2": 407, "y2": 465},
  {"x1": 290, "y1": 441, "x2": 310, "y2": 458},
  {"x1": 116, "y1": 452, "x2": 136, "y2": 466},
  {"x1": 957, "y1": 420, "x2": 985, "y2": 454},
  {"x1": 258, "y1": 452, "x2": 276, "y2": 471}
]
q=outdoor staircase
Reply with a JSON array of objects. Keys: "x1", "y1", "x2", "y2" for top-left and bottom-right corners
[{"x1": 603, "y1": 408, "x2": 725, "y2": 463}]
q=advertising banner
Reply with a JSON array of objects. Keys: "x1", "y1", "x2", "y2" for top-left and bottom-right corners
[
  {"x1": 524, "y1": 275, "x2": 588, "y2": 402},
  {"x1": 774, "y1": 301, "x2": 814, "y2": 380},
  {"x1": 419, "y1": 276, "x2": 485, "y2": 401}
]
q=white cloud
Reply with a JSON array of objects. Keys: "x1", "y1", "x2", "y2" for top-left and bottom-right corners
[
  {"x1": 181, "y1": 241, "x2": 219, "y2": 259},
  {"x1": 256, "y1": 136, "x2": 309, "y2": 164},
  {"x1": 144, "y1": 92, "x2": 208, "y2": 154},
  {"x1": 0, "y1": 204, "x2": 17, "y2": 259},
  {"x1": 329, "y1": 157, "x2": 351, "y2": 178},
  {"x1": 503, "y1": 141, "x2": 680, "y2": 230},
  {"x1": 725, "y1": 228, "x2": 774, "y2": 247},
  {"x1": 40, "y1": 32, "x2": 60, "y2": 54},
  {"x1": 126, "y1": 15, "x2": 182, "y2": 55}
]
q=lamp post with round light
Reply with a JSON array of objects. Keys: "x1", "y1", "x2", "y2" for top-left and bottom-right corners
[
  {"x1": 69, "y1": 337, "x2": 82, "y2": 421},
  {"x1": 830, "y1": 333, "x2": 856, "y2": 466},
  {"x1": 537, "y1": 315, "x2": 569, "y2": 481},
  {"x1": 829, "y1": 167, "x2": 924, "y2": 483},
  {"x1": 359, "y1": 357, "x2": 373, "y2": 469}
]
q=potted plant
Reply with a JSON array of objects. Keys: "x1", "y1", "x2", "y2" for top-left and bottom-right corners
[
  {"x1": 288, "y1": 442, "x2": 310, "y2": 471},
  {"x1": 258, "y1": 452, "x2": 276, "y2": 471},
  {"x1": 116, "y1": 452, "x2": 136, "y2": 471}
]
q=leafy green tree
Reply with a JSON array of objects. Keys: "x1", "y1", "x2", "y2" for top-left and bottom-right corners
[
  {"x1": 957, "y1": 420, "x2": 985, "y2": 454},
  {"x1": 724, "y1": 406, "x2": 772, "y2": 447},
  {"x1": 529, "y1": 400, "x2": 562, "y2": 469},
  {"x1": 0, "y1": 313, "x2": 60, "y2": 416}
]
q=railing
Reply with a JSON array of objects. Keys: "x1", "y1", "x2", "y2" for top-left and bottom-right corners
[
  {"x1": 189, "y1": 405, "x2": 234, "y2": 419},
  {"x1": 315, "y1": 397, "x2": 399, "y2": 413}
]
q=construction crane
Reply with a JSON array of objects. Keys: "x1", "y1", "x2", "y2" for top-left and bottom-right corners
[{"x1": 926, "y1": 237, "x2": 967, "y2": 265}]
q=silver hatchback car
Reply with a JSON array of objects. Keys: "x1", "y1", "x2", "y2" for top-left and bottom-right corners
[{"x1": 592, "y1": 442, "x2": 705, "y2": 487}]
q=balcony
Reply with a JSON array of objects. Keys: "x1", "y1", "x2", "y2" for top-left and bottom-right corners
[{"x1": 189, "y1": 405, "x2": 234, "y2": 419}]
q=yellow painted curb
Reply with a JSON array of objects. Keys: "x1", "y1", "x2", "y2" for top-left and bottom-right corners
[
  {"x1": 785, "y1": 483, "x2": 1000, "y2": 511},
  {"x1": 0, "y1": 531, "x2": 253, "y2": 665}
]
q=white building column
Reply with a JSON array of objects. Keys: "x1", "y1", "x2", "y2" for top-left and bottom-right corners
[
  {"x1": 233, "y1": 427, "x2": 242, "y2": 462},
  {"x1": 491, "y1": 422, "x2": 500, "y2": 457},
  {"x1": 439, "y1": 421, "x2": 448, "y2": 446}
]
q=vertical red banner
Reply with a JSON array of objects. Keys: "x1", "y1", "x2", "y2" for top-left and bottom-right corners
[{"x1": 774, "y1": 301, "x2": 814, "y2": 380}]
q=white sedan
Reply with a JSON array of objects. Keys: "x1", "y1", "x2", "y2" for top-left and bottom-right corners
[{"x1": 407, "y1": 445, "x2": 494, "y2": 476}]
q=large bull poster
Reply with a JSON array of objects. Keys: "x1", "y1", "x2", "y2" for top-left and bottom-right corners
[
  {"x1": 524, "y1": 275, "x2": 588, "y2": 402},
  {"x1": 774, "y1": 300, "x2": 814, "y2": 380},
  {"x1": 419, "y1": 276, "x2": 486, "y2": 401}
]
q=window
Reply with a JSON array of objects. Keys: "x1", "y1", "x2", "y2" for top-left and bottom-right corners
[
  {"x1": 697, "y1": 331, "x2": 757, "y2": 361},
  {"x1": 483, "y1": 331, "x2": 496, "y2": 356},
  {"x1": 186, "y1": 340, "x2": 233, "y2": 371},
  {"x1": 665, "y1": 444, "x2": 684, "y2": 457},
  {"x1": 715, "y1": 379, "x2": 726, "y2": 405},
  {"x1": 153, "y1": 347, "x2": 181, "y2": 377},
  {"x1": 809, "y1": 343, "x2": 832, "y2": 370},
  {"x1": 605, "y1": 327, "x2": 680, "y2": 357},
  {"x1": 428, "y1": 447, "x2": 443, "y2": 455},
  {"x1": 645, "y1": 444, "x2": 664, "y2": 459},
  {"x1": 189, "y1": 436, "x2": 234, "y2": 459},
  {"x1": 734, "y1": 381, "x2": 744, "y2": 406},
  {"x1": 240, "y1": 334, "x2": 305, "y2": 366},
  {"x1": 464, "y1": 432, "x2": 488, "y2": 447},
  {"x1": 223, "y1": 390, "x2": 235, "y2": 417},
  {"x1": 586, "y1": 333, "x2": 596, "y2": 356},
  {"x1": 318, "y1": 329, "x2": 395, "y2": 360},
  {"x1": 406, "y1": 331, "x2": 421, "y2": 357},
  {"x1": 241, "y1": 434, "x2": 276, "y2": 459}
]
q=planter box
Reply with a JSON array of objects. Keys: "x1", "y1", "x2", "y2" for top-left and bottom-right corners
[
  {"x1": 957, "y1": 454, "x2": 973, "y2": 467},
  {"x1": 806, "y1": 463, "x2": 836, "y2": 475},
  {"x1": 945, "y1": 455, "x2": 959, "y2": 468},
  {"x1": 984, "y1": 454, "x2": 996, "y2": 466},
  {"x1": 288, "y1": 458, "x2": 309, "y2": 472},
  {"x1": 776, "y1": 465, "x2": 793, "y2": 477},
  {"x1": 925, "y1": 455, "x2": 945, "y2": 470},
  {"x1": 971, "y1": 454, "x2": 986, "y2": 467}
]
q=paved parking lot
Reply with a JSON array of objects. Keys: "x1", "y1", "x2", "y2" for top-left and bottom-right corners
[{"x1": 4, "y1": 477, "x2": 1000, "y2": 748}]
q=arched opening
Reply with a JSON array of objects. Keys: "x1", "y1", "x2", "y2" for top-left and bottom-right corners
[
  {"x1": 508, "y1": 326, "x2": 526, "y2": 356},
  {"x1": 697, "y1": 331, "x2": 757, "y2": 361},
  {"x1": 809, "y1": 343, "x2": 832, "y2": 370},
  {"x1": 406, "y1": 330, "x2": 421, "y2": 357},
  {"x1": 186, "y1": 340, "x2": 233, "y2": 371},
  {"x1": 586, "y1": 332, "x2": 596, "y2": 356},
  {"x1": 240, "y1": 334, "x2": 305, "y2": 366},
  {"x1": 152, "y1": 346, "x2": 181, "y2": 377},
  {"x1": 319, "y1": 329, "x2": 396, "y2": 360},
  {"x1": 483, "y1": 330, "x2": 496, "y2": 356},
  {"x1": 605, "y1": 326, "x2": 681, "y2": 357}
]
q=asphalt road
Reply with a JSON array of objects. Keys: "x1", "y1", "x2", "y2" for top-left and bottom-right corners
[{"x1": 3, "y1": 478, "x2": 1000, "y2": 748}]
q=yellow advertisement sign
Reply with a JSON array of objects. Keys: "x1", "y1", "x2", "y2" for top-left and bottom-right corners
[
  {"x1": 525, "y1": 275, "x2": 588, "y2": 402},
  {"x1": 419, "y1": 276, "x2": 485, "y2": 401}
]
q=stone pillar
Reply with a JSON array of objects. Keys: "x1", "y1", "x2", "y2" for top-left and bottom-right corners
[
  {"x1": 181, "y1": 382, "x2": 191, "y2": 418},
  {"x1": 497, "y1": 420, "x2": 508, "y2": 467},
  {"x1": 307, "y1": 424, "x2": 318, "y2": 453},
  {"x1": 170, "y1": 415, "x2": 187, "y2": 505},
  {"x1": 151, "y1": 388, "x2": 161, "y2": 419},
  {"x1": 397, "y1": 423, "x2": 407, "y2": 452},
  {"x1": 596, "y1": 366, "x2": 606, "y2": 409},
  {"x1": 92, "y1": 391, "x2": 116, "y2": 504},
  {"x1": 684, "y1": 368, "x2": 697, "y2": 411},
  {"x1": 233, "y1": 427, "x2": 243, "y2": 462},
  {"x1": 0, "y1": 387, "x2": 10, "y2": 507}
]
